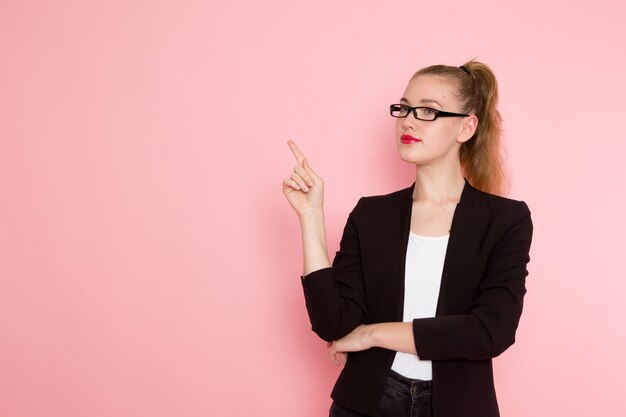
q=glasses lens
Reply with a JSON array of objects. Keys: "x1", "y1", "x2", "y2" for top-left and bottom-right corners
[
  {"x1": 390, "y1": 105, "x2": 409, "y2": 117},
  {"x1": 415, "y1": 107, "x2": 438, "y2": 120}
]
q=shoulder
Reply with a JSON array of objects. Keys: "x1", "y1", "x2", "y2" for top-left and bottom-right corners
[
  {"x1": 361, "y1": 186, "x2": 411, "y2": 204},
  {"x1": 350, "y1": 184, "x2": 412, "y2": 217},
  {"x1": 465, "y1": 184, "x2": 533, "y2": 239},
  {"x1": 467, "y1": 184, "x2": 531, "y2": 220}
]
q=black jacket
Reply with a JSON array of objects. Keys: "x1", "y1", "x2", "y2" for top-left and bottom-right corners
[{"x1": 300, "y1": 179, "x2": 533, "y2": 417}]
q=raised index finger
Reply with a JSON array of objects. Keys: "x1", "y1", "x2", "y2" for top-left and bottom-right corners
[{"x1": 287, "y1": 140, "x2": 306, "y2": 166}]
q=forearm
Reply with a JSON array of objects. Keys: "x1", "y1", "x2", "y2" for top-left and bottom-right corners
[
  {"x1": 299, "y1": 209, "x2": 331, "y2": 276},
  {"x1": 330, "y1": 322, "x2": 418, "y2": 357},
  {"x1": 369, "y1": 322, "x2": 417, "y2": 355}
]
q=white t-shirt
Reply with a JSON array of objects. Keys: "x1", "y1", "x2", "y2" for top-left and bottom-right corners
[{"x1": 390, "y1": 232, "x2": 449, "y2": 380}]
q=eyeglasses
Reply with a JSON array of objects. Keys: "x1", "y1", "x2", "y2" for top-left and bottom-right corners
[{"x1": 389, "y1": 104, "x2": 469, "y2": 121}]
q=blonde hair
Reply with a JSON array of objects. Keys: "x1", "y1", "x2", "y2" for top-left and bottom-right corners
[{"x1": 411, "y1": 59, "x2": 507, "y2": 196}]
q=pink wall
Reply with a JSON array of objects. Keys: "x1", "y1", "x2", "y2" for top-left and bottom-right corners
[{"x1": 2, "y1": 1, "x2": 625, "y2": 416}]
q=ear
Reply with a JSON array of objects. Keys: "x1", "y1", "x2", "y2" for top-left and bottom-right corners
[{"x1": 458, "y1": 115, "x2": 478, "y2": 143}]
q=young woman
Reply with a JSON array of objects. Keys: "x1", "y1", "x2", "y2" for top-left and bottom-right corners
[{"x1": 282, "y1": 60, "x2": 533, "y2": 417}]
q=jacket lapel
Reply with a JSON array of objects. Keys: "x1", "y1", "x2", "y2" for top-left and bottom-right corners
[
  {"x1": 436, "y1": 180, "x2": 476, "y2": 315},
  {"x1": 392, "y1": 184, "x2": 414, "y2": 320}
]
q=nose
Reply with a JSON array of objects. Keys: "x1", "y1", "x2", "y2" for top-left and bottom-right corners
[{"x1": 400, "y1": 111, "x2": 418, "y2": 131}]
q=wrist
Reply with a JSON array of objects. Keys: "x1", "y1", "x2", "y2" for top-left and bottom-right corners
[
  {"x1": 298, "y1": 207, "x2": 324, "y2": 222},
  {"x1": 364, "y1": 324, "x2": 378, "y2": 349}
]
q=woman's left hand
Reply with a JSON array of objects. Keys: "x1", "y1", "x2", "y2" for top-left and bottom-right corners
[{"x1": 327, "y1": 324, "x2": 373, "y2": 366}]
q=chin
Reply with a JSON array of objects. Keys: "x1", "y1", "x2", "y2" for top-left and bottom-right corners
[{"x1": 397, "y1": 147, "x2": 425, "y2": 165}]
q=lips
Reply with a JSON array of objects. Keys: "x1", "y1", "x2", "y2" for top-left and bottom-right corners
[{"x1": 401, "y1": 134, "x2": 421, "y2": 144}]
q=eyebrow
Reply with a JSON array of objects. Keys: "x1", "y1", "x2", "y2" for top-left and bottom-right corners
[{"x1": 399, "y1": 97, "x2": 443, "y2": 108}]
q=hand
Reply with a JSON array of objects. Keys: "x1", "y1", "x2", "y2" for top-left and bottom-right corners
[
  {"x1": 327, "y1": 324, "x2": 373, "y2": 366},
  {"x1": 282, "y1": 140, "x2": 324, "y2": 217},
  {"x1": 327, "y1": 341, "x2": 348, "y2": 367}
]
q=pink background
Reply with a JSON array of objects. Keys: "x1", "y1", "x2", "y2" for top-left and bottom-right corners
[{"x1": 2, "y1": 1, "x2": 625, "y2": 416}]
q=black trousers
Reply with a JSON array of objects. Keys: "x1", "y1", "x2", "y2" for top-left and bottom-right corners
[{"x1": 329, "y1": 369, "x2": 433, "y2": 417}]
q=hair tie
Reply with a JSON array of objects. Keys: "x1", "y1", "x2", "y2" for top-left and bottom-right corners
[{"x1": 459, "y1": 65, "x2": 470, "y2": 75}]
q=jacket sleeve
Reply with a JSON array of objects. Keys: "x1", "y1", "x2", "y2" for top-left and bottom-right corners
[
  {"x1": 412, "y1": 201, "x2": 534, "y2": 361},
  {"x1": 300, "y1": 198, "x2": 366, "y2": 342}
]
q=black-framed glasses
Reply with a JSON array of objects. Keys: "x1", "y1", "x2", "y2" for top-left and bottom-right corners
[{"x1": 389, "y1": 104, "x2": 469, "y2": 121}]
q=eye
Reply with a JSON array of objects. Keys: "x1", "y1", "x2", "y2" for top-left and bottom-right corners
[
  {"x1": 412, "y1": 107, "x2": 440, "y2": 120},
  {"x1": 390, "y1": 104, "x2": 411, "y2": 117}
]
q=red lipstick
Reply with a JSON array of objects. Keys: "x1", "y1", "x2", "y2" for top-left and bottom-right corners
[{"x1": 401, "y1": 134, "x2": 422, "y2": 144}]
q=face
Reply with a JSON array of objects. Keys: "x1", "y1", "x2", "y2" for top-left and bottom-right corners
[{"x1": 395, "y1": 74, "x2": 477, "y2": 166}]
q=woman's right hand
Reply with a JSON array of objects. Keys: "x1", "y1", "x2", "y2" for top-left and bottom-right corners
[
  {"x1": 283, "y1": 140, "x2": 324, "y2": 217},
  {"x1": 327, "y1": 341, "x2": 348, "y2": 367}
]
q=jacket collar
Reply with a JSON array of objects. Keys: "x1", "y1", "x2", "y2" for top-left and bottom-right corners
[{"x1": 401, "y1": 177, "x2": 475, "y2": 206}]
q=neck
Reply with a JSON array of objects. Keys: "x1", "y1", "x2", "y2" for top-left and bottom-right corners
[{"x1": 412, "y1": 162, "x2": 465, "y2": 203}]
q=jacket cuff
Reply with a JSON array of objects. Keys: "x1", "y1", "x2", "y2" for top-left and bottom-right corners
[{"x1": 300, "y1": 267, "x2": 334, "y2": 291}]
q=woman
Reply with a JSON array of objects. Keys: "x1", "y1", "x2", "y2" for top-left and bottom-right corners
[{"x1": 282, "y1": 60, "x2": 533, "y2": 417}]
